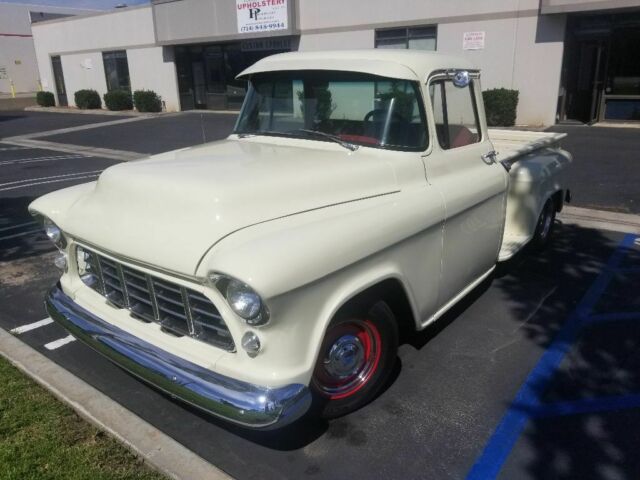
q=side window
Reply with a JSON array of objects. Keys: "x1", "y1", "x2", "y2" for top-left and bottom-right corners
[{"x1": 430, "y1": 79, "x2": 480, "y2": 150}]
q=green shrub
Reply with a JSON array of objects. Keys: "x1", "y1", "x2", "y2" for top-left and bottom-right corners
[
  {"x1": 36, "y1": 91, "x2": 55, "y2": 107},
  {"x1": 133, "y1": 89, "x2": 162, "y2": 112},
  {"x1": 103, "y1": 89, "x2": 133, "y2": 111},
  {"x1": 74, "y1": 89, "x2": 101, "y2": 109},
  {"x1": 483, "y1": 88, "x2": 519, "y2": 127}
]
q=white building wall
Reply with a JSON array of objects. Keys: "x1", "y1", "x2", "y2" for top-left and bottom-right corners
[
  {"x1": 32, "y1": 5, "x2": 180, "y2": 111},
  {"x1": 59, "y1": 52, "x2": 108, "y2": 106},
  {"x1": 296, "y1": 0, "x2": 566, "y2": 125},
  {"x1": 128, "y1": 47, "x2": 180, "y2": 112},
  {"x1": 298, "y1": 30, "x2": 373, "y2": 51}
]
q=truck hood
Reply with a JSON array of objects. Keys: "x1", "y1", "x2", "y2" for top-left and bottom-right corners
[{"x1": 60, "y1": 138, "x2": 399, "y2": 276}]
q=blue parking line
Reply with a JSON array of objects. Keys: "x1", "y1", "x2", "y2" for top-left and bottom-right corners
[
  {"x1": 466, "y1": 234, "x2": 636, "y2": 480},
  {"x1": 586, "y1": 311, "x2": 640, "y2": 324},
  {"x1": 529, "y1": 393, "x2": 640, "y2": 419}
]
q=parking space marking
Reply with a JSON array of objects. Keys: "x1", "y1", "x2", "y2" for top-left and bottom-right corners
[
  {"x1": 10, "y1": 318, "x2": 53, "y2": 335},
  {"x1": 530, "y1": 393, "x2": 640, "y2": 419},
  {"x1": 0, "y1": 154, "x2": 89, "y2": 166},
  {"x1": 585, "y1": 311, "x2": 640, "y2": 324},
  {"x1": 0, "y1": 229, "x2": 43, "y2": 242},
  {"x1": 0, "y1": 146, "x2": 29, "y2": 151},
  {"x1": 0, "y1": 221, "x2": 37, "y2": 233},
  {"x1": 44, "y1": 335, "x2": 76, "y2": 350},
  {"x1": 0, "y1": 171, "x2": 101, "y2": 192},
  {"x1": 467, "y1": 233, "x2": 638, "y2": 480}
]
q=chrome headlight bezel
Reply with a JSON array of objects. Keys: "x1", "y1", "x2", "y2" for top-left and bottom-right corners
[
  {"x1": 208, "y1": 273, "x2": 270, "y2": 326},
  {"x1": 37, "y1": 215, "x2": 67, "y2": 250}
]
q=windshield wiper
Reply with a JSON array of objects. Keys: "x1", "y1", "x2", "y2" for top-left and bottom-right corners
[{"x1": 294, "y1": 129, "x2": 359, "y2": 152}]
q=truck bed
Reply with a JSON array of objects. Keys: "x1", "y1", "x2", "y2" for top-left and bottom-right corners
[
  {"x1": 489, "y1": 129, "x2": 571, "y2": 261},
  {"x1": 488, "y1": 129, "x2": 567, "y2": 165}
]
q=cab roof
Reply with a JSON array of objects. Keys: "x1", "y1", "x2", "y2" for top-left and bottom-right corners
[{"x1": 237, "y1": 49, "x2": 476, "y2": 82}]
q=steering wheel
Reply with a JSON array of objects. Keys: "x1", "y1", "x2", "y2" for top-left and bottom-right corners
[{"x1": 363, "y1": 109, "x2": 406, "y2": 123}]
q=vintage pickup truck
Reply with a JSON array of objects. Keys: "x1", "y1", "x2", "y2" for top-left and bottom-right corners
[{"x1": 31, "y1": 50, "x2": 571, "y2": 430}]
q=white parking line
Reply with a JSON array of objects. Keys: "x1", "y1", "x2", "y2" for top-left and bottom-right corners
[
  {"x1": 44, "y1": 335, "x2": 76, "y2": 350},
  {"x1": 0, "y1": 146, "x2": 29, "y2": 151},
  {"x1": 0, "y1": 170, "x2": 102, "y2": 188},
  {"x1": 10, "y1": 318, "x2": 54, "y2": 335},
  {"x1": 0, "y1": 221, "x2": 37, "y2": 233},
  {"x1": 0, "y1": 154, "x2": 88, "y2": 166},
  {"x1": 0, "y1": 172, "x2": 101, "y2": 192},
  {"x1": 0, "y1": 229, "x2": 43, "y2": 241}
]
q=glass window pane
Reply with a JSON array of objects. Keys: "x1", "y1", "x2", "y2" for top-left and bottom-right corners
[
  {"x1": 235, "y1": 71, "x2": 427, "y2": 151},
  {"x1": 408, "y1": 37, "x2": 436, "y2": 51},
  {"x1": 102, "y1": 50, "x2": 130, "y2": 92},
  {"x1": 376, "y1": 38, "x2": 407, "y2": 49},
  {"x1": 376, "y1": 28, "x2": 407, "y2": 40},
  {"x1": 431, "y1": 80, "x2": 480, "y2": 150}
]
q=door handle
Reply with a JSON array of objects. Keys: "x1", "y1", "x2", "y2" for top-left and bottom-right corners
[{"x1": 481, "y1": 150, "x2": 498, "y2": 164}]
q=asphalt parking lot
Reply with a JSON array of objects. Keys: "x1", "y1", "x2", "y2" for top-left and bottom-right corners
[{"x1": 1, "y1": 110, "x2": 640, "y2": 479}]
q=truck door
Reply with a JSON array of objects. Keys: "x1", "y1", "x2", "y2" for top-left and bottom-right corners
[{"x1": 424, "y1": 72, "x2": 508, "y2": 309}]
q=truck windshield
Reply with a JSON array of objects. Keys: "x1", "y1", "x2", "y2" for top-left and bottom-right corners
[{"x1": 234, "y1": 70, "x2": 428, "y2": 151}]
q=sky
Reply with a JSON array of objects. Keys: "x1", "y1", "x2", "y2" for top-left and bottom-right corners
[{"x1": 2, "y1": 0, "x2": 149, "y2": 10}]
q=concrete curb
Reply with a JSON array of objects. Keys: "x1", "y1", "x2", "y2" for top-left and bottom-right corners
[
  {"x1": 25, "y1": 106, "x2": 167, "y2": 117},
  {"x1": 0, "y1": 327, "x2": 233, "y2": 480},
  {"x1": 559, "y1": 206, "x2": 640, "y2": 234}
]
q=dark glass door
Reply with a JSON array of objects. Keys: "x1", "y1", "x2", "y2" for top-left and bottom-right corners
[
  {"x1": 51, "y1": 56, "x2": 67, "y2": 107},
  {"x1": 562, "y1": 39, "x2": 608, "y2": 123}
]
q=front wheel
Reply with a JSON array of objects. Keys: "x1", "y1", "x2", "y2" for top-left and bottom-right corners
[{"x1": 311, "y1": 302, "x2": 398, "y2": 419}]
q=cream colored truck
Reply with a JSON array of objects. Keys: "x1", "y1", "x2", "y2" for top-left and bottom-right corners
[{"x1": 31, "y1": 50, "x2": 572, "y2": 429}]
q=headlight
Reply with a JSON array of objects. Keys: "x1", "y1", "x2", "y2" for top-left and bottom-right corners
[
  {"x1": 209, "y1": 274, "x2": 269, "y2": 326},
  {"x1": 43, "y1": 217, "x2": 66, "y2": 249}
]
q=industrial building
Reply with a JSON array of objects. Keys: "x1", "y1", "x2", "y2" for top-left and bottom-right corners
[{"x1": 30, "y1": 0, "x2": 640, "y2": 125}]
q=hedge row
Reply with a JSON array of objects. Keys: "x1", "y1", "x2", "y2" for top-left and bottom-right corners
[{"x1": 36, "y1": 88, "x2": 163, "y2": 112}]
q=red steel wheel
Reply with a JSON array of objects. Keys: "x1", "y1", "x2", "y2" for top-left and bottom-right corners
[
  {"x1": 311, "y1": 302, "x2": 398, "y2": 418},
  {"x1": 313, "y1": 319, "x2": 382, "y2": 400}
]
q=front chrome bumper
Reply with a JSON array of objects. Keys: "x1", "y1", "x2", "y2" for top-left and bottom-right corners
[{"x1": 46, "y1": 285, "x2": 311, "y2": 429}]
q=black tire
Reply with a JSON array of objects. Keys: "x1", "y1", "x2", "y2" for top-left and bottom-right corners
[
  {"x1": 531, "y1": 199, "x2": 556, "y2": 249},
  {"x1": 311, "y1": 301, "x2": 398, "y2": 419}
]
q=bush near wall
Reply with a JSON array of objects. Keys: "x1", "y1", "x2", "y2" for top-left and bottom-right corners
[
  {"x1": 74, "y1": 89, "x2": 102, "y2": 109},
  {"x1": 36, "y1": 91, "x2": 55, "y2": 107},
  {"x1": 104, "y1": 89, "x2": 133, "y2": 111},
  {"x1": 483, "y1": 89, "x2": 519, "y2": 127},
  {"x1": 133, "y1": 90, "x2": 162, "y2": 113}
]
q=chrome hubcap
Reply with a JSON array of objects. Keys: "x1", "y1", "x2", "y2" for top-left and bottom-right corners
[
  {"x1": 323, "y1": 335, "x2": 365, "y2": 380},
  {"x1": 313, "y1": 319, "x2": 382, "y2": 399}
]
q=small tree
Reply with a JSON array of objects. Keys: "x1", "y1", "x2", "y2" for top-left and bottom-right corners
[
  {"x1": 36, "y1": 91, "x2": 55, "y2": 107},
  {"x1": 133, "y1": 90, "x2": 162, "y2": 112},
  {"x1": 483, "y1": 89, "x2": 519, "y2": 127},
  {"x1": 74, "y1": 89, "x2": 101, "y2": 109}
]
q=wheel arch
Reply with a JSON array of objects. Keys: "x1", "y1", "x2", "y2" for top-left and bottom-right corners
[{"x1": 326, "y1": 274, "x2": 419, "y2": 344}]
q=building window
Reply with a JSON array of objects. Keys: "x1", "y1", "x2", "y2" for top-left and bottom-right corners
[
  {"x1": 102, "y1": 50, "x2": 130, "y2": 91},
  {"x1": 375, "y1": 26, "x2": 437, "y2": 50}
]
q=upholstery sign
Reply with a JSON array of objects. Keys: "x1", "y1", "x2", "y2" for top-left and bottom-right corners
[{"x1": 236, "y1": 0, "x2": 288, "y2": 34}]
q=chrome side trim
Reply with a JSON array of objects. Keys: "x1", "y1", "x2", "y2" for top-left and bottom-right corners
[{"x1": 46, "y1": 285, "x2": 311, "y2": 430}]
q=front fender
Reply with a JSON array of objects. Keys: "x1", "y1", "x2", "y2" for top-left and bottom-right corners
[
  {"x1": 199, "y1": 188, "x2": 444, "y2": 387},
  {"x1": 28, "y1": 182, "x2": 97, "y2": 228}
]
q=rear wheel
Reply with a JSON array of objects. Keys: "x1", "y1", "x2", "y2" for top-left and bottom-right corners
[
  {"x1": 531, "y1": 199, "x2": 556, "y2": 249},
  {"x1": 311, "y1": 302, "x2": 398, "y2": 418}
]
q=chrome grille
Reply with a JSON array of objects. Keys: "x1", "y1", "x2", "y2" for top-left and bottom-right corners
[{"x1": 77, "y1": 246, "x2": 235, "y2": 351}]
